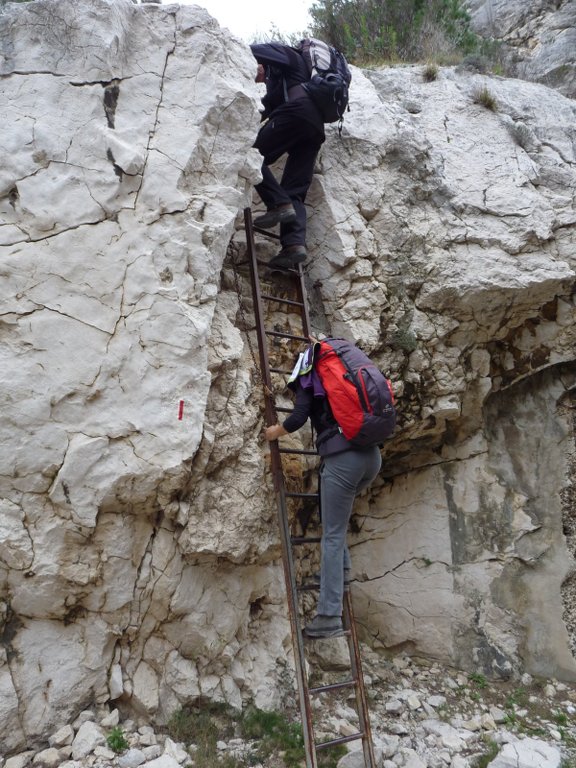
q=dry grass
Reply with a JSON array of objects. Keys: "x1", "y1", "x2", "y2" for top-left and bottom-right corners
[{"x1": 472, "y1": 84, "x2": 498, "y2": 111}]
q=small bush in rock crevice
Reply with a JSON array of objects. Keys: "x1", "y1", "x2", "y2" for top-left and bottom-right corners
[
  {"x1": 472, "y1": 84, "x2": 498, "y2": 111},
  {"x1": 473, "y1": 737, "x2": 499, "y2": 768},
  {"x1": 106, "y1": 726, "x2": 129, "y2": 753},
  {"x1": 423, "y1": 62, "x2": 439, "y2": 81}
]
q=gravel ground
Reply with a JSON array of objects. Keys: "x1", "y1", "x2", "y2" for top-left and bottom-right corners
[{"x1": 3, "y1": 647, "x2": 576, "y2": 768}]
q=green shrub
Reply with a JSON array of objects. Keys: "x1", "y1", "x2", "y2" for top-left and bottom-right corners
[
  {"x1": 554, "y1": 710, "x2": 569, "y2": 727},
  {"x1": 506, "y1": 687, "x2": 528, "y2": 707},
  {"x1": 166, "y1": 703, "x2": 237, "y2": 768},
  {"x1": 469, "y1": 672, "x2": 487, "y2": 689},
  {"x1": 167, "y1": 704, "x2": 339, "y2": 768},
  {"x1": 474, "y1": 738, "x2": 499, "y2": 768},
  {"x1": 106, "y1": 726, "x2": 129, "y2": 754},
  {"x1": 309, "y1": 0, "x2": 481, "y2": 65},
  {"x1": 241, "y1": 707, "x2": 304, "y2": 767}
]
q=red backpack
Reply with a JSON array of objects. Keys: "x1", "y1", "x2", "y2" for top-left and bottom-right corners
[{"x1": 315, "y1": 338, "x2": 396, "y2": 447}]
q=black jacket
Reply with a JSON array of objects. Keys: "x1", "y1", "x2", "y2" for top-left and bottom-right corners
[{"x1": 250, "y1": 42, "x2": 324, "y2": 133}]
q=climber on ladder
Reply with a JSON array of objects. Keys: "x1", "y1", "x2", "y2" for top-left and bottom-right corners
[
  {"x1": 250, "y1": 41, "x2": 325, "y2": 271},
  {"x1": 264, "y1": 339, "x2": 384, "y2": 639},
  {"x1": 242, "y1": 207, "x2": 383, "y2": 767}
]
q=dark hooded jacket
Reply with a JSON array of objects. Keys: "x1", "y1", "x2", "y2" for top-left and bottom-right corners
[{"x1": 250, "y1": 42, "x2": 324, "y2": 134}]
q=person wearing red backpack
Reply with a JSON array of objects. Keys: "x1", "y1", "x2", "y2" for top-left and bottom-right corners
[
  {"x1": 264, "y1": 340, "x2": 383, "y2": 639},
  {"x1": 250, "y1": 42, "x2": 325, "y2": 270}
]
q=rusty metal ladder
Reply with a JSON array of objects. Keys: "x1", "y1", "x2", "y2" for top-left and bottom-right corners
[{"x1": 242, "y1": 207, "x2": 377, "y2": 768}]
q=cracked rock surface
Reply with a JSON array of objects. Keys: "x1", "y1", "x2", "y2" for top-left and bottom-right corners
[{"x1": 464, "y1": 0, "x2": 576, "y2": 98}]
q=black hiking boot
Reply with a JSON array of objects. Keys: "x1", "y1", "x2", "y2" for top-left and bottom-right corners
[
  {"x1": 253, "y1": 204, "x2": 297, "y2": 229},
  {"x1": 303, "y1": 614, "x2": 345, "y2": 639},
  {"x1": 268, "y1": 245, "x2": 307, "y2": 270}
]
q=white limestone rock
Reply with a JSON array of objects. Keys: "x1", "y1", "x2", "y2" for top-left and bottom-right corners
[
  {"x1": 336, "y1": 741, "x2": 385, "y2": 768},
  {"x1": 398, "y1": 748, "x2": 428, "y2": 768},
  {"x1": 0, "y1": 0, "x2": 265, "y2": 752},
  {"x1": 0, "y1": 0, "x2": 575, "y2": 757},
  {"x1": 487, "y1": 737, "x2": 561, "y2": 768},
  {"x1": 0, "y1": 499, "x2": 34, "y2": 570},
  {"x1": 118, "y1": 749, "x2": 147, "y2": 768},
  {"x1": 100, "y1": 708, "x2": 120, "y2": 728},
  {"x1": 142, "y1": 747, "x2": 162, "y2": 762},
  {"x1": 451, "y1": 757, "x2": 471, "y2": 768},
  {"x1": 4, "y1": 755, "x2": 34, "y2": 768},
  {"x1": 386, "y1": 699, "x2": 404, "y2": 715},
  {"x1": 162, "y1": 739, "x2": 188, "y2": 765},
  {"x1": 71, "y1": 721, "x2": 106, "y2": 760},
  {"x1": 48, "y1": 725, "x2": 75, "y2": 748},
  {"x1": 465, "y1": 0, "x2": 576, "y2": 98},
  {"x1": 141, "y1": 757, "x2": 181, "y2": 768}
]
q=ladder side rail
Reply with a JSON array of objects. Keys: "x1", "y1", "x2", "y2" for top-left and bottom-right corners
[
  {"x1": 343, "y1": 590, "x2": 377, "y2": 768},
  {"x1": 243, "y1": 207, "x2": 318, "y2": 768},
  {"x1": 243, "y1": 209, "x2": 278, "y2": 446},
  {"x1": 294, "y1": 265, "x2": 312, "y2": 339}
]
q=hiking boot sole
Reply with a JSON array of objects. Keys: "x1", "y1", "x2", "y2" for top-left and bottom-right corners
[
  {"x1": 254, "y1": 207, "x2": 297, "y2": 229},
  {"x1": 268, "y1": 249, "x2": 307, "y2": 270}
]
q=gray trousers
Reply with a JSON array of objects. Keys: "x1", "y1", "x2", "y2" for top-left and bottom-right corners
[{"x1": 318, "y1": 446, "x2": 382, "y2": 616}]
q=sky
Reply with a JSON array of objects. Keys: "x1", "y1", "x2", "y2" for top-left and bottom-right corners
[{"x1": 176, "y1": 0, "x2": 313, "y2": 42}]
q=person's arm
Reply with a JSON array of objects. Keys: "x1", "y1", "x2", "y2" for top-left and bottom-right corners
[
  {"x1": 264, "y1": 423, "x2": 288, "y2": 441},
  {"x1": 264, "y1": 383, "x2": 313, "y2": 441}
]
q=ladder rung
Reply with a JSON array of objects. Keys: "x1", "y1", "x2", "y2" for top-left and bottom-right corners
[
  {"x1": 254, "y1": 259, "x2": 299, "y2": 268},
  {"x1": 270, "y1": 367, "x2": 293, "y2": 375},
  {"x1": 310, "y1": 679, "x2": 357, "y2": 695},
  {"x1": 303, "y1": 629, "x2": 352, "y2": 641},
  {"x1": 296, "y1": 582, "x2": 352, "y2": 594},
  {"x1": 286, "y1": 492, "x2": 318, "y2": 499},
  {"x1": 256, "y1": 257, "x2": 300, "y2": 273},
  {"x1": 265, "y1": 329, "x2": 309, "y2": 342},
  {"x1": 261, "y1": 293, "x2": 305, "y2": 308},
  {"x1": 316, "y1": 732, "x2": 365, "y2": 750},
  {"x1": 279, "y1": 448, "x2": 317, "y2": 456},
  {"x1": 290, "y1": 536, "x2": 322, "y2": 544},
  {"x1": 253, "y1": 226, "x2": 281, "y2": 240},
  {"x1": 275, "y1": 407, "x2": 293, "y2": 413}
]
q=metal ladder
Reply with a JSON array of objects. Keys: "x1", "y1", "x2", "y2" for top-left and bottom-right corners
[{"x1": 241, "y1": 207, "x2": 377, "y2": 768}]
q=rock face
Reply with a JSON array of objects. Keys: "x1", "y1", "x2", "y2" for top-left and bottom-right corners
[
  {"x1": 0, "y1": 0, "x2": 575, "y2": 755},
  {"x1": 322, "y1": 63, "x2": 575, "y2": 682},
  {"x1": 464, "y1": 0, "x2": 576, "y2": 97},
  {"x1": 0, "y1": 0, "x2": 278, "y2": 753}
]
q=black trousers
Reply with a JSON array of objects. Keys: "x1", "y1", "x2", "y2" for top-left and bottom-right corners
[{"x1": 254, "y1": 102, "x2": 324, "y2": 248}]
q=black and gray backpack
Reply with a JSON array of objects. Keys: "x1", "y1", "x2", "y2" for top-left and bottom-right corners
[{"x1": 296, "y1": 38, "x2": 352, "y2": 125}]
